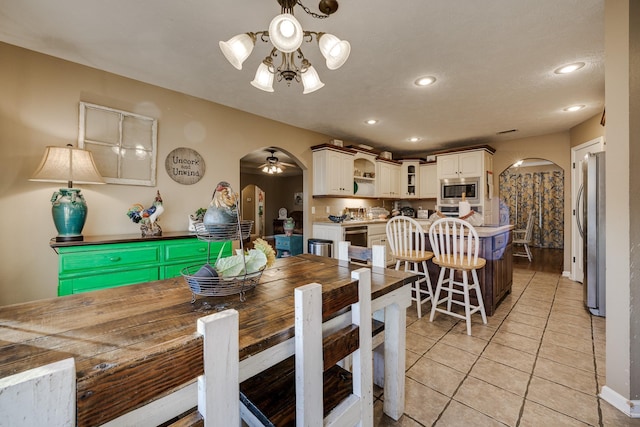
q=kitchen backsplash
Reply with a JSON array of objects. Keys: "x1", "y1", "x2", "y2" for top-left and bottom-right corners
[{"x1": 312, "y1": 198, "x2": 436, "y2": 221}]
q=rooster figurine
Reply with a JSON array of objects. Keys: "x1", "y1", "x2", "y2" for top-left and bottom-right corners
[
  {"x1": 127, "y1": 191, "x2": 164, "y2": 236},
  {"x1": 203, "y1": 181, "x2": 238, "y2": 225}
]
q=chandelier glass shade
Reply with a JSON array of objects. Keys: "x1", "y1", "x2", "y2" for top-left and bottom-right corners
[
  {"x1": 219, "y1": 0, "x2": 350, "y2": 94},
  {"x1": 262, "y1": 164, "x2": 283, "y2": 174}
]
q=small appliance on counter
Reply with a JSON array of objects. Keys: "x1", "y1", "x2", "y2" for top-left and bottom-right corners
[
  {"x1": 399, "y1": 206, "x2": 415, "y2": 217},
  {"x1": 417, "y1": 209, "x2": 434, "y2": 219}
]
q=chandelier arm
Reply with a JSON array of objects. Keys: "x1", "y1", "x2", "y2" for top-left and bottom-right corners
[{"x1": 302, "y1": 31, "x2": 315, "y2": 43}]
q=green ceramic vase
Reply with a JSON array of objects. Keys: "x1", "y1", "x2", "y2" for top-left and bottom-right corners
[{"x1": 51, "y1": 188, "x2": 87, "y2": 242}]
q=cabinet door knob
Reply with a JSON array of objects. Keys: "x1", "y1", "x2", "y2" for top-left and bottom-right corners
[{"x1": 109, "y1": 256, "x2": 121, "y2": 262}]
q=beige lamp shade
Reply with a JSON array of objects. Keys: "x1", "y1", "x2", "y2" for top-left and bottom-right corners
[{"x1": 30, "y1": 145, "x2": 105, "y2": 187}]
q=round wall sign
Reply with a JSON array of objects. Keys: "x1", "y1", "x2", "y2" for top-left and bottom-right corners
[{"x1": 165, "y1": 147, "x2": 205, "y2": 185}]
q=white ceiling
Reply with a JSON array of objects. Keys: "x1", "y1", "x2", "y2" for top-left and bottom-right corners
[{"x1": 0, "y1": 0, "x2": 604, "y2": 158}]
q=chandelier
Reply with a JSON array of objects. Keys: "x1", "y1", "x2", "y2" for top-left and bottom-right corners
[{"x1": 219, "y1": 0, "x2": 350, "y2": 94}]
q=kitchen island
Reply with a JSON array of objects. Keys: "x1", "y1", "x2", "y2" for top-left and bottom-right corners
[{"x1": 313, "y1": 219, "x2": 513, "y2": 316}]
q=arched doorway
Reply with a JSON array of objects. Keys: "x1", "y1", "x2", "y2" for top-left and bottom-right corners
[
  {"x1": 239, "y1": 147, "x2": 304, "y2": 244},
  {"x1": 499, "y1": 158, "x2": 564, "y2": 251}
]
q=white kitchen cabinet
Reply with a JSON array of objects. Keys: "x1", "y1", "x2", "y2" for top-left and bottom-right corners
[
  {"x1": 367, "y1": 223, "x2": 394, "y2": 266},
  {"x1": 419, "y1": 162, "x2": 437, "y2": 198},
  {"x1": 376, "y1": 160, "x2": 401, "y2": 197},
  {"x1": 312, "y1": 147, "x2": 355, "y2": 196},
  {"x1": 437, "y1": 151, "x2": 483, "y2": 179},
  {"x1": 400, "y1": 160, "x2": 420, "y2": 199}
]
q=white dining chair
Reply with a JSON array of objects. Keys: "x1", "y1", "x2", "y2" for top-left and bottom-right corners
[
  {"x1": 513, "y1": 212, "x2": 534, "y2": 262},
  {"x1": 429, "y1": 217, "x2": 487, "y2": 335},
  {"x1": 386, "y1": 216, "x2": 434, "y2": 318},
  {"x1": 0, "y1": 358, "x2": 76, "y2": 427},
  {"x1": 240, "y1": 268, "x2": 374, "y2": 427},
  {"x1": 337, "y1": 241, "x2": 386, "y2": 267}
]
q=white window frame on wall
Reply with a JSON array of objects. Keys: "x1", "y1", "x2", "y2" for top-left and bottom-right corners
[{"x1": 78, "y1": 102, "x2": 158, "y2": 186}]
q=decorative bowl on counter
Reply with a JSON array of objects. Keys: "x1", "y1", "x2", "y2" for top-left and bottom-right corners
[{"x1": 328, "y1": 214, "x2": 348, "y2": 223}]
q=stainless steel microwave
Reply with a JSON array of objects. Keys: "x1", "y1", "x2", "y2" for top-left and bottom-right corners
[{"x1": 440, "y1": 180, "x2": 480, "y2": 204}]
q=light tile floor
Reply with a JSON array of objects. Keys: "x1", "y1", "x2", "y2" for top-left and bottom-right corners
[{"x1": 373, "y1": 267, "x2": 640, "y2": 426}]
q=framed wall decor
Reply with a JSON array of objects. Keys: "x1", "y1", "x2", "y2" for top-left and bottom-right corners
[
  {"x1": 78, "y1": 102, "x2": 158, "y2": 186},
  {"x1": 165, "y1": 147, "x2": 205, "y2": 185}
]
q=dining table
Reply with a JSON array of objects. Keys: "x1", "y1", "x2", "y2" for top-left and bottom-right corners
[{"x1": 0, "y1": 253, "x2": 416, "y2": 426}]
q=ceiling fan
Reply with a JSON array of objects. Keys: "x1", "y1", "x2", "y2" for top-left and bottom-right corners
[{"x1": 259, "y1": 149, "x2": 295, "y2": 174}]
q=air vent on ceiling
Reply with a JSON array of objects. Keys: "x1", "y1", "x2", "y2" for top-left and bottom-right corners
[{"x1": 496, "y1": 129, "x2": 518, "y2": 135}]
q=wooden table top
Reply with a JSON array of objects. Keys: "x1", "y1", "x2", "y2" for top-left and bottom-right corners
[{"x1": 0, "y1": 254, "x2": 416, "y2": 426}]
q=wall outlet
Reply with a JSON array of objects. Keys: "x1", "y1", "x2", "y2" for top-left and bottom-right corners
[
  {"x1": 326, "y1": 206, "x2": 331, "y2": 214},
  {"x1": 311, "y1": 206, "x2": 315, "y2": 214}
]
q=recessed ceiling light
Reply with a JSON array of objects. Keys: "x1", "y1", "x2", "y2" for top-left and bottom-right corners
[
  {"x1": 414, "y1": 76, "x2": 436, "y2": 87},
  {"x1": 365, "y1": 119, "x2": 378, "y2": 125},
  {"x1": 408, "y1": 137, "x2": 421, "y2": 143},
  {"x1": 564, "y1": 105, "x2": 585, "y2": 112},
  {"x1": 554, "y1": 62, "x2": 585, "y2": 74}
]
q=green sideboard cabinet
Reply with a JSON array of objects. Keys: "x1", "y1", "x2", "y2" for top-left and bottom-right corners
[{"x1": 51, "y1": 232, "x2": 232, "y2": 296}]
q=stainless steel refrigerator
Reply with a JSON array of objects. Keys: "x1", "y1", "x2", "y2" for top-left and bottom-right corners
[{"x1": 577, "y1": 151, "x2": 606, "y2": 317}]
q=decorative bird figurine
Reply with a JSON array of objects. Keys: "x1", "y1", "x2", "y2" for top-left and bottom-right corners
[
  {"x1": 203, "y1": 181, "x2": 238, "y2": 225},
  {"x1": 127, "y1": 191, "x2": 164, "y2": 237},
  {"x1": 127, "y1": 191, "x2": 164, "y2": 225}
]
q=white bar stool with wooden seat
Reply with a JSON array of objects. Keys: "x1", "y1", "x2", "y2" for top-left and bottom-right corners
[
  {"x1": 386, "y1": 216, "x2": 434, "y2": 318},
  {"x1": 429, "y1": 217, "x2": 487, "y2": 335}
]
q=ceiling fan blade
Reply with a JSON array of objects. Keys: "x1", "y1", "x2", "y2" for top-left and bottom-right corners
[{"x1": 280, "y1": 162, "x2": 296, "y2": 168}]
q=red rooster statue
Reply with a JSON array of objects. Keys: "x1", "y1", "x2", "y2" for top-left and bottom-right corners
[{"x1": 127, "y1": 191, "x2": 164, "y2": 236}]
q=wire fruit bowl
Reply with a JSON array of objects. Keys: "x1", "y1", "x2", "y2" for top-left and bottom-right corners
[
  {"x1": 182, "y1": 264, "x2": 263, "y2": 302},
  {"x1": 194, "y1": 220, "x2": 253, "y2": 241}
]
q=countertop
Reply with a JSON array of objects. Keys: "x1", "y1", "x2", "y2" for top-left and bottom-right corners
[{"x1": 313, "y1": 219, "x2": 513, "y2": 237}]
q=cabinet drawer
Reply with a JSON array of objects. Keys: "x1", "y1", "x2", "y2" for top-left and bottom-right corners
[
  {"x1": 275, "y1": 237, "x2": 292, "y2": 250},
  {"x1": 165, "y1": 240, "x2": 231, "y2": 262},
  {"x1": 58, "y1": 267, "x2": 159, "y2": 295},
  {"x1": 165, "y1": 240, "x2": 208, "y2": 261},
  {"x1": 59, "y1": 246, "x2": 160, "y2": 273},
  {"x1": 493, "y1": 232, "x2": 512, "y2": 249}
]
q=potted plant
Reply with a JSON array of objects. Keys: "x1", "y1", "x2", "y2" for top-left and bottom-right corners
[
  {"x1": 283, "y1": 217, "x2": 295, "y2": 236},
  {"x1": 189, "y1": 207, "x2": 207, "y2": 231}
]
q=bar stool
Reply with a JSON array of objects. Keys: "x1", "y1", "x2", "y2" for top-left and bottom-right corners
[
  {"x1": 386, "y1": 216, "x2": 434, "y2": 318},
  {"x1": 429, "y1": 217, "x2": 487, "y2": 335}
]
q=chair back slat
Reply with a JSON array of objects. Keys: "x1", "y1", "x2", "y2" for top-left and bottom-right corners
[
  {"x1": 386, "y1": 216, "x2": 428, "y2": 257},
  {"x1": 429, "y1": 218, "x2": 481, "y2": 266}
]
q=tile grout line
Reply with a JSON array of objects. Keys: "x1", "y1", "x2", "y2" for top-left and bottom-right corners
[
  {"x1": 515, "y1": 271, "x2": 560, "y2": 426},
  {"x1": 590, "y1": 314, "x2": 604, "y2": 427},
  {"x1": 428, "y1": 271, "x2": 537, "y2": 427}
]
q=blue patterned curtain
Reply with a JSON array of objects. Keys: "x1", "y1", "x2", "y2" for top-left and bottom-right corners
[{"x1": 499, "y1": 169, "x2": 564, "y2": 249}]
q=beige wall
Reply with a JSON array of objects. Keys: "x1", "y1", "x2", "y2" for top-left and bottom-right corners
[
  {"x1": 0, "y1": 42, "x2": 332, "y2": 305},
  {"x1": 603, "y1": 0, "x2": 637, "y2": 405},
  {"x1": 490, "y1": 132, "x2": 572, "y2": 271},
  {"x1": 570, "y1": 113, "x2": 605, "y2": 146}
]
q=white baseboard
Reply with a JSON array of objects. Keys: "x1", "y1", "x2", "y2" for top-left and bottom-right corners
[
  {"x1": 600, "y1": 385, "x2": 640, "y2": 418},
  {"x1": 562, "y1": 270, "x2": 571, "y2": 278}
]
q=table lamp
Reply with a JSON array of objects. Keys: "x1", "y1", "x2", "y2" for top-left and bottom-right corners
[{"x1": 30, "y1": 144, "x2": 105, "y2": 242}]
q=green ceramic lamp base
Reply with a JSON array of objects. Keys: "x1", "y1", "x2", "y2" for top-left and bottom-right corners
[{"x1": 52, "y1": 188, "x2": 88, "y2": 242}]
